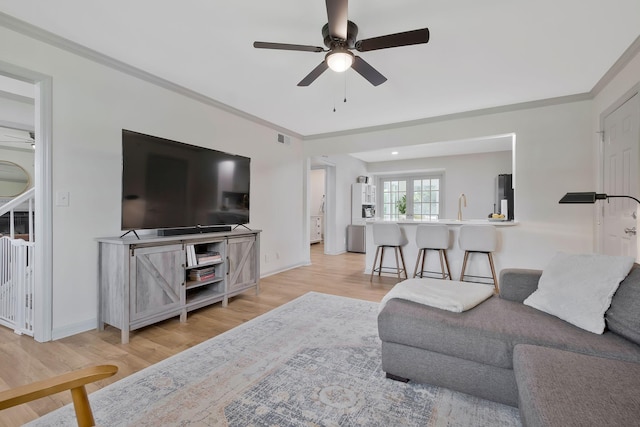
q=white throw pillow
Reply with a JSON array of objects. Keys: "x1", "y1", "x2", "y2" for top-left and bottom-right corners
[{"x1": 523, "y1": 252, "x2": 634, "y2": 334}]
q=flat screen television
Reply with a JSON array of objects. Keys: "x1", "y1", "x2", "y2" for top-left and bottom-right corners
[{"x1": 121, "y1": 129, "x2": 250, "y2": 231}]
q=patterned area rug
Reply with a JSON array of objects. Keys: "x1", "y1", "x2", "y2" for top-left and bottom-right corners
[{"x1": 29, "y1": 292, "x2": 520, "y2": 426}]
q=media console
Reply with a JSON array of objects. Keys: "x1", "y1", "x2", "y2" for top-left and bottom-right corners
[{"x1": 97, "y1": 229, "x2": 260, "y2": 343}]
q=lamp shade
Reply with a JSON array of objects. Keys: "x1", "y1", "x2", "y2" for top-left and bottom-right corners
[
  {"x1": 559, "y1": 192, "x2": 603, "y2": 203},
  {"x1": 559, "y1": 192, "x2": 640, "y2": 204},
  {"x1": 326, "y1": 49, "x2": 354, "y2": 72}
]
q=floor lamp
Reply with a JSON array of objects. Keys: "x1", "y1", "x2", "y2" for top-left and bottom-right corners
[
  {"x1": 560, "y1": 192, "x2": 640, "y2": 261},
  {"x1": 559, "y1": 192, "x2": 640, "y2": 205}
]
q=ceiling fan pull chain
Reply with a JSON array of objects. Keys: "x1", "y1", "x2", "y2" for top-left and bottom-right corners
[{"x1": 344, "y1": 72, "x2": 347, "y2": 103}]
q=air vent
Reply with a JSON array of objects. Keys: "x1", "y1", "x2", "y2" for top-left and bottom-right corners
[{"x1": 277, "y1": 133, "x2": 291, "y2": 145}]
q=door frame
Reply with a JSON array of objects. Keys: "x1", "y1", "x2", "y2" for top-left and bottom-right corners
[
  {"x1": 0, "y1": 61, "x2": 53, "y2": 342},
  {"x1": 597, "y1": 84, "x2": 640, "y2": 256},
  {"x1": 306, "y1": 157, "x2": 337, "y2": 260}
]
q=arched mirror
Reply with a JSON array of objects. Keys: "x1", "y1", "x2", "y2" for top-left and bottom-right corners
[{"x1": 0, "y1": 160, "x2": 30, "y2": 197}]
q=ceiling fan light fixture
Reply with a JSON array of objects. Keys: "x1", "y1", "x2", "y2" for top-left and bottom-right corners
[{"x1": 326, "y1": 48, "x2": 354, "y2": 72}]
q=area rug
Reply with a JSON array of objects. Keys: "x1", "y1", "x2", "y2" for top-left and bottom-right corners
[{"x1": 29, "y1": 292, "x2": 520, "y2": 426}]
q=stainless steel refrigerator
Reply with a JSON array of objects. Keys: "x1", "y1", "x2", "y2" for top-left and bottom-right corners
[{"x1": 347, "y1": 225, "x2": 366, "y2": 253}]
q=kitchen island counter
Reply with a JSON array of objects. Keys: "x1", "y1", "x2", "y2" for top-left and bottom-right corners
[{"x1": 365, "y1": 219, "x2": 519, "y2": 282}]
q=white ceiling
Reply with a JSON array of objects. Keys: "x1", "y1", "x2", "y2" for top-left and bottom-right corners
[{"x1": 0, "y1": 0, "x2": 639, "y2": 139}]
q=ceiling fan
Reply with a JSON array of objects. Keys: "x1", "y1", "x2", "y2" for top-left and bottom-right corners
[
  {"x1": 253, "y1": 0, "x2": 430, "y2": 87},
  {"x1": 0, "y1": 130, "x2": 35, "y2": 148}
]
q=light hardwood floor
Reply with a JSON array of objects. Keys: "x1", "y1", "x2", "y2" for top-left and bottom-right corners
[{"x1": 0, "y1": 243, "x2": 400, "y2": 426}]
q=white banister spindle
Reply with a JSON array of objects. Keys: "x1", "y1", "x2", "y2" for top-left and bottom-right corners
[
  {"x1": 0, "y1": 188, "x2": 36, "y2": 335},
  {"x1": 0, "y1": 234, "x2": 35, "y2": 336}
]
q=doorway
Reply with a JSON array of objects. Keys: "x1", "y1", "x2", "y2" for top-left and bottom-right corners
[
  {"x1": 601, "y1": 91, "x2": 640, "y2": 259},
  {"x1": 308, "y1": 158, "x2": 336, "y2": 256},
  {"x1": 0, "y1": 62, "x2": 53, "y2": 342}
]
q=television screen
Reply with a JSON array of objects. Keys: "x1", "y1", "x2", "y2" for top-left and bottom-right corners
[{"x1": 121, "y1": 130, "x2": 250, "y2": 230}]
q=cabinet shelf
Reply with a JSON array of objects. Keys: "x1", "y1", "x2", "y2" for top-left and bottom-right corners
[
  {"x1": 186, "y1": 276, "x2": 224, "y2": 290},
  {"x1": 186, "y1": 259, "x2": 224, "y2": 270},
  {"x1": 186, "y1": 283, "x2": 225, "y2": 307}
]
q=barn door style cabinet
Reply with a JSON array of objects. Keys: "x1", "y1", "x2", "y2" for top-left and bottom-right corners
[{"x1": 97, "y1": 230, "x2": 260, "y2": 343}]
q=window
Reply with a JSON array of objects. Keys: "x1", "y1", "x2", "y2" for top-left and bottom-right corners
[{"x1": 379, "y1": 174, "x2": 443, "y2": 221}]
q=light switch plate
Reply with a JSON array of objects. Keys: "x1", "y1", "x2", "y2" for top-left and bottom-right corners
[{"x1": 56, "y1": 191, "x2": 70, "y2": 207}]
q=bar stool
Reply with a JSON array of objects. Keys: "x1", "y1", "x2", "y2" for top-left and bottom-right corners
[
  {"x1": 458, "y1": 225, "x2": 499, "y2": 293},
  {"x1": 370, "y1": 223, "x2": 408, "y2": 283},
  {"x1": 413, "y1": 224, "x2": 451, "y2": 280}
]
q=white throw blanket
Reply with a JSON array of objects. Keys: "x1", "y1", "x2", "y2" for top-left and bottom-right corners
[{"x1": 379, "y1": 278, "x2": 495, "y2": 313}]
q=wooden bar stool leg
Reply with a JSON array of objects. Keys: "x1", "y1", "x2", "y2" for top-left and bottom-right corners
[
  {"x1": 398, "y1": 246, "x2": 408, "y2": 279},
  {"x1": 438, "y1": 249, "x2": 446, "y2": 279},
  {"x1": 379, "y1": 247, "x2": 385, "y2": 277},
  {"x1": 488, "y1": 252, "x2": 499, "y2": 293},
  {"x1": 394, "y1": 247, "x2": 401, "y2": 280},
  {"x1": 370, "y1": 246, "x2": 381, "y2": 283},
  {"x1": 460, "y1": 251, "x2": 470, "y2": 282},
  {"x1": 413, "y1": 249, "x2": 423, "y2": 278},
  {"x1": 442, "y1": 250, "x2": 452, "y2": 280}
]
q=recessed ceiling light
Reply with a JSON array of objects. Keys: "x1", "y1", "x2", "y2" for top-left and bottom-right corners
[{"x1": 391, "y1": 151, "x2": 399, "y2": 155}]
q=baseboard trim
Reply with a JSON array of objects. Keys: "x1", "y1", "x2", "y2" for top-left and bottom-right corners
[
  {"x1": 52, "y1": 318, "x2": 96, "y2": 340},
  {"x1": 260, "y1": 262, "x2": 307, "y2": 279}
]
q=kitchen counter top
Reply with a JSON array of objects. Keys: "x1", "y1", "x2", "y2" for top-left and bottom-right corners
[{"x1": 365, "y1": 218, "x2": 518, "y2": 227}]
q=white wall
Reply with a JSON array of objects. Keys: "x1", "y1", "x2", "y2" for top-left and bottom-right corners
[
  {"x1": 366, "y1": 150, "x2": 512, "y2": 220},
  {"x1": 310, "y1": 169, "x2": 325, "y2": 217},
  {"x1": 0, "y1": 26, "x2": 307, "y2": 338},
  {"x1": 305, "y1": 100, "x2": 595, "y2": 271},
  {"x1": 0, "y1": 95, "x2": 33, "y2": 129}
]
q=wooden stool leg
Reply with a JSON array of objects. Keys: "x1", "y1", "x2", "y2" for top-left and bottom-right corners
[
  {"x1": 413, "y1": 249, "x2": 423, "y2": 278},
  {"x1": 488, "y1": 252, "x2": 499, "y2": 293},
  {"x1": 442, "y1": 250, "x2": 452, "y2": 280},
  {"x1": 379, "y1": 247, "x2": 385, "y2": 277},
  {"x1": 398, "y1": 246, "x2": 408, "y2": 279},
  {"x1": 370, "y1": 246, "x2": 381, "y2": 283},
  {"x1": 460, "y1": 251, "x2": 470, "y2": 282},
  {"x1": 438, "y1": 249, "x2": 446, "y2": 279},
  {"x1": 394, "y1": 247, "x2": 401, "y2": 280}
]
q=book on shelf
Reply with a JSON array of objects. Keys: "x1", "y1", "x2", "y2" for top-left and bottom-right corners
[
  {"x1": 189, "y1": 273, "x2": 216, "y2": 282},
  {"x1": 196, "y1": 251, "x2": 222, "y2": 264},
  {"x1": 186, "y1": 245, "x2": 197, "y2": 267},
  {"x1": 189, "y1": 266, "x2": 216, "y2": 278}
]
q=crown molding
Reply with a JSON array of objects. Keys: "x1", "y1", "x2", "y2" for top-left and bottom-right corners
[
  {"x1": 0, "y1": 12, "x2": 303, "y2": 140},
  {"x1": 303, "y1": 93, "x2": 592, "y2": 140},
  {"x1": 591, "y1": 34, "x2": 640, "y2": 97}
]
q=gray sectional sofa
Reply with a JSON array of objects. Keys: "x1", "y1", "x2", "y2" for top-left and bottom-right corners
[{"x1": 378, "y1": 265, "x2": 640, "y2": 425}]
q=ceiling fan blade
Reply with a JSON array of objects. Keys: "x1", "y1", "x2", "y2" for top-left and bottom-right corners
[
  {"x1": 351, "y1": 56, "x2": 387, "y2": 86},
  {"x1": 355, "y1": 28, "x2": 430, "y2": 52},
  {"x1": 325, "y1": 0, "x2": 348, "y2": 40},
  {"x1": 297, "y1": 61, "x2": 329, "y2": 86},
  {"x1": 3, "y1": 134, "x2": 33, "y2": 142},
  {"x1": 253, "y1": 41, "x2": 325, "y2": 53}
]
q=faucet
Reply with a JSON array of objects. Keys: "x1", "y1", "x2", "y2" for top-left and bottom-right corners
[{"x1": 458, "y1": 193, "x2": 467, "y2": 221}]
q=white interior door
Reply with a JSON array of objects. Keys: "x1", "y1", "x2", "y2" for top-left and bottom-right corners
[{"x1": 603, "y1": 93, "x2": 640, "y2": 257}]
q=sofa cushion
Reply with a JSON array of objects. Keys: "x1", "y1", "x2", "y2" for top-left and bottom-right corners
[
  {"x1": 498, "y1": 268, "x2": 542, "y2": 303},
  {"x1": 523, "y1": 252, "x2": 634, "y2": 334},
  {"x1": 378, "y1": 296, "x2": 640, "y2": 370},
  {"x1": 514, "y1": 344, "x2": 640, "y2": 427},
  {"x1": 606, "y1": 263, "x2": 640, "y2": 345}
]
